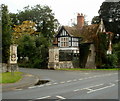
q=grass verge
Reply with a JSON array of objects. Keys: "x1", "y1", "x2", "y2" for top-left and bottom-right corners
[
  {"x1": 0, "y1": 72, "x2": 23, "y2": 84},
  {"x1": 56, "y1": 68, "x2": 119, "y2": 71}
]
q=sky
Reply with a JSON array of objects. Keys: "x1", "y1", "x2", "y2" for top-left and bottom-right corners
[{"x1": 1, "y1": 0, "x2": 106, "y2": 25}]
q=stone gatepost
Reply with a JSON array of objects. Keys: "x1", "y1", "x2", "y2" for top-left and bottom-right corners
[
  {"x1": 48, "y1": 47, "x2": 59, "y2": 69},
  {"x1": 85, "y1": 44, "x2": 96, "y2": 69},
  {"x1": 9, "y1": 44, "x2": 19, "y2": 72}
]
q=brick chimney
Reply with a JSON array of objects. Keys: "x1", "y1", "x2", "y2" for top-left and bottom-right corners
[{"x1": 77, "y1": 13, "x2": 84, "y2": 28}]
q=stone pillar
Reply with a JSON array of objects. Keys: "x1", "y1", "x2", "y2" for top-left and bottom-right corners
[
  {"x1": 9, "y1": 44, "x2": 19, "y2": 72},
  {"x1": 85, "y1": 44, "x2": 96, "y2": 69},
  {"x1": 48, "y1": 47, "x2": 59, "y2": 69}
]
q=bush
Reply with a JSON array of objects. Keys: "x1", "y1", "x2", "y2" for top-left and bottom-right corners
[{"x1": 102, "y1": 54, "x2": 118, "y2": 69}]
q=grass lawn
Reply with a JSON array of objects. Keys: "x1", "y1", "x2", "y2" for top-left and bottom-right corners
[
  {"x1": 56, "y1": 68, "x2": 119, "y2": 71},
  {"x1": 0, "y1": 72, "x2": 23, "y2": 84}
]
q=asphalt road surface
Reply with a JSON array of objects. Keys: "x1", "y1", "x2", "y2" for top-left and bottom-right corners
[{"x1": 2, "y1": 68, "x2": 119, "y2": 100}]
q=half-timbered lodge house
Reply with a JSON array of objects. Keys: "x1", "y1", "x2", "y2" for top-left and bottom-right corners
[{"x1": 48, "y1": 13, "x2": 112, "y2": 69}]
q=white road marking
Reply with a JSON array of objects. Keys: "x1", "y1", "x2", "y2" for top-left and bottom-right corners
[
  {"x1": 46, "y1": 83, "x2": 52, "y2": 86},
  {"x1": 60, "y1": 81, "x2": 65, "y2": 84},
  {"x1": 36, "y1": 96, "x2": 51, "y2": 99},
  {"x1": 84, "y1": 83, "x2": 104, "y2": 89},
  {"x1": 88, "y1": 76, "x2": 93, "y2": 79},
  {"x1": 37, "y1": 85, "x2": 44, "y2": 87},
  {"x1": 73, "y1": 79, "x2": 77, "y2": 81},
  {"x1": 84, "y1": 77, "x2": 88, "y2": 79},
  {"x1": 74, "y1": 89, "x2": 80, "y2": 92},
  {"x1": 15, "y1": 89, "x2": 23, "y2": 91},
  {"x1": 28, "y1": 86, "x2": 36, "y2": 89},
  {"x1": 56, "y1": 95, "x2": 66, "y2": 99},
  {"x1": 115, "y1": 80, "x2": 119, "y2": 82},
  {"x1": 87, "y1": 83, "x2": 115, "y2": 93},
  {"x1": 84, "y1": 73, "x2": 89, "y2": 74},
  {"x1": 53, "y1": 82, "x2": 58, "y2": 85},
  {"x1": 93, "y1": 76, "x2": 97, "y2": 78},
  {"x1": 67, "y1": 80, "x2": 72, "y2": 82},
  {"x1": 79, "y1": 78, "x2": 83, "y2": 80},
  {"x1": 28, "y1": 85, "x2": 45, "y2": 89},
  {"x1": 95, "y1": 75, "x2": 101, "y2": 77},
  {"x1": 85, "y1": 88, "x2": 93, "y2": 91}
]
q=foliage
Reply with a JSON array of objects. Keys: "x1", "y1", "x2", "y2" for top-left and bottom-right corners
[
  {"x1": 1, "y1": 4, "x2": 12, "y2": 63},
  {"x1": 9, "y1": 4, "x2": 58, "y2": 69},
  {"x1": 10, "y1": 4, "x2": 59, "y2": 41},
  {"x1": 94, "y1": 32, "x2": 108, "y2": 68},
  {"x1": 12, "y1": 20, "x2": 36, "y2": 43},
  {"x1": 18, "y1": 34, "x2": 35, "y2": 59},
  {"x1": 18, "y1": 34, "x2": 50, "y2": 68},
  {"x1": 31, "y1": 35, "x2": 50, "y2": 68},
  {"x1": 99, "y1": 1, "x2": 120, "y2": 43},
  {"x1": 91, "y1": 16, "x2": 101, "y2": 24},
  {"x1": 113, "y1": 42, "x2": 120, "y2": 66},
  {"x1": 105, "y1": 54, "x2": 118, "y2": 68},
  {"x1": 0, "y1": 72, "x2": 22, "y2": 83}
]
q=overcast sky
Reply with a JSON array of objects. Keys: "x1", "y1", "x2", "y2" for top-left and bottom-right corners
[{"x1": 1, "y1": 0, "x2": 107, "y2": 25}]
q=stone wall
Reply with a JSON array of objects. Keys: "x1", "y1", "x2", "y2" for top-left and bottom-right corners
[
  {"x1": 48, "y1": 46, "x2": 76, "y2": 69},
  {"x1": 0, "y1": 63, "x2": 19, "y2": 73},
  {"x1": 59, "y1": 61, "x2": 73, "y2": 68},
  {"x1": 48, "y1": 62, "x2": 59, "y2": 69}
]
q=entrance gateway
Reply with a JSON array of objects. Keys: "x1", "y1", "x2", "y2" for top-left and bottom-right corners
[{"x1": 48, "y1": 46, "x2": 79, "y2": 69}]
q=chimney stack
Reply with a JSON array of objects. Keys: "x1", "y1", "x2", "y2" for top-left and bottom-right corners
[{"x1": 77, "y1": 13, "x2": 84, "y2": 28}]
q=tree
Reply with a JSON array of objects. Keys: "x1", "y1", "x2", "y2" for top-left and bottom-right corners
[
  {"x1": 91, "y1": 16, "x2": 101, "y2": 24},
  {"x1": 17, "y1": 35, "x2": 35, "y2": 64},
  {"x1": 113, "y1": 42, "x2": 120, "y2": 66},
  {"x1": 94, "y1": 32, "x2": 108, "y2": 68},
  {"x1": 12, "y1": 20, "x2": 36, "y2": 43},
  {"x1": 10, "y1": 4, "x2": 59, "y2": 42},
  {"x1": 99, "y1": 1, "x2": 120, "y2": 43},
  {"x1": 18, "y1": 34, "x2": 50, "y2": 68},
  {"x1": 9, "y1": 4, "x2": 59, "y2": 68},
  {"x1": 2, "y1": 4, "x2": 12, "y2": 63}
]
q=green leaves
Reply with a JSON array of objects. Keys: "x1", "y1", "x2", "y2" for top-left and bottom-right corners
[
  {"x1": 2, "y1": 4, "x2": 12, "y2": 63},
  {"x1": 18, "y1": 35, "x2": 49, "y2": 68},
  {"x1": 99, "y1": 2, "x2": 120, "y2": 42},
  {"x1": 10, "y1": 4, "x2": 59, "y2": 41}
]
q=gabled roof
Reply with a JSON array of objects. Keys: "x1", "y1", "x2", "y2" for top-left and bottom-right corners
[
  {"x1": 64, "y1": 26, "x2": 80, "y2": 37},
  {"x1": 79, "y1": 24, "x2": 99, "y2": 43},
  {"x1": 56, "y1": 19, "x2": 105, "y2": 44},
  {"x1": 63, "y1": 24, "x2": 99, "y2": 43}
]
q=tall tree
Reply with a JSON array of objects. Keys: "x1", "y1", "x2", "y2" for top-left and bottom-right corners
[
  {"x1": 99, "y1": 1, "x2": 120, "y2": 43},
  {"x1": 10, "y1": 5, "x2": 59, "y2": 42},
  {"x1": 91, "y1": 16, "x2": 101, "y2": 24},
  {"x1": 12, "y1": 20, "x2": 37, "y2": 43},
  {"x1": 18, "y1": 34, "x2": 50, "y2": 68},
  {"x1": 2, "y1": 4, "x2": 12, "y2": 63}
]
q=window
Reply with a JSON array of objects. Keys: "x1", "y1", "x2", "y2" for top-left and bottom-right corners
[
  {"x1": 61, "y1": 30, "x2": 67, "y2": 36},
  {"x1": 58, "y1": 38, "x2": 60, "y2": 41},
  {"x1": 58, "y1": 43, "x2": 60, "y2": 47},
  {"x1": 60, "y1": 37, "x2": 69, "y2": 47},
  {"x1": 72, "y1": 42, "x2": 79, "y2": 47},
  {"x1": 72, "y1": 38, "x2": 78, "y2": 41}
]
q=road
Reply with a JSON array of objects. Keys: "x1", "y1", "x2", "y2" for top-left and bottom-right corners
[{"x1": 2, "y1": 68, "x2": 119, "y2": 100}]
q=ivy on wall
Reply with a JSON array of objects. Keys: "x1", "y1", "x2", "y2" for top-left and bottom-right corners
[{"x1": 94, "y1": 32, "x2": 108, "y2": 68}]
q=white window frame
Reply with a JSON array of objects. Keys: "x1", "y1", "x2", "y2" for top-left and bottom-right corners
[{"x1": 60, "y1": 37, "x2": 69, "y2": 47}]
